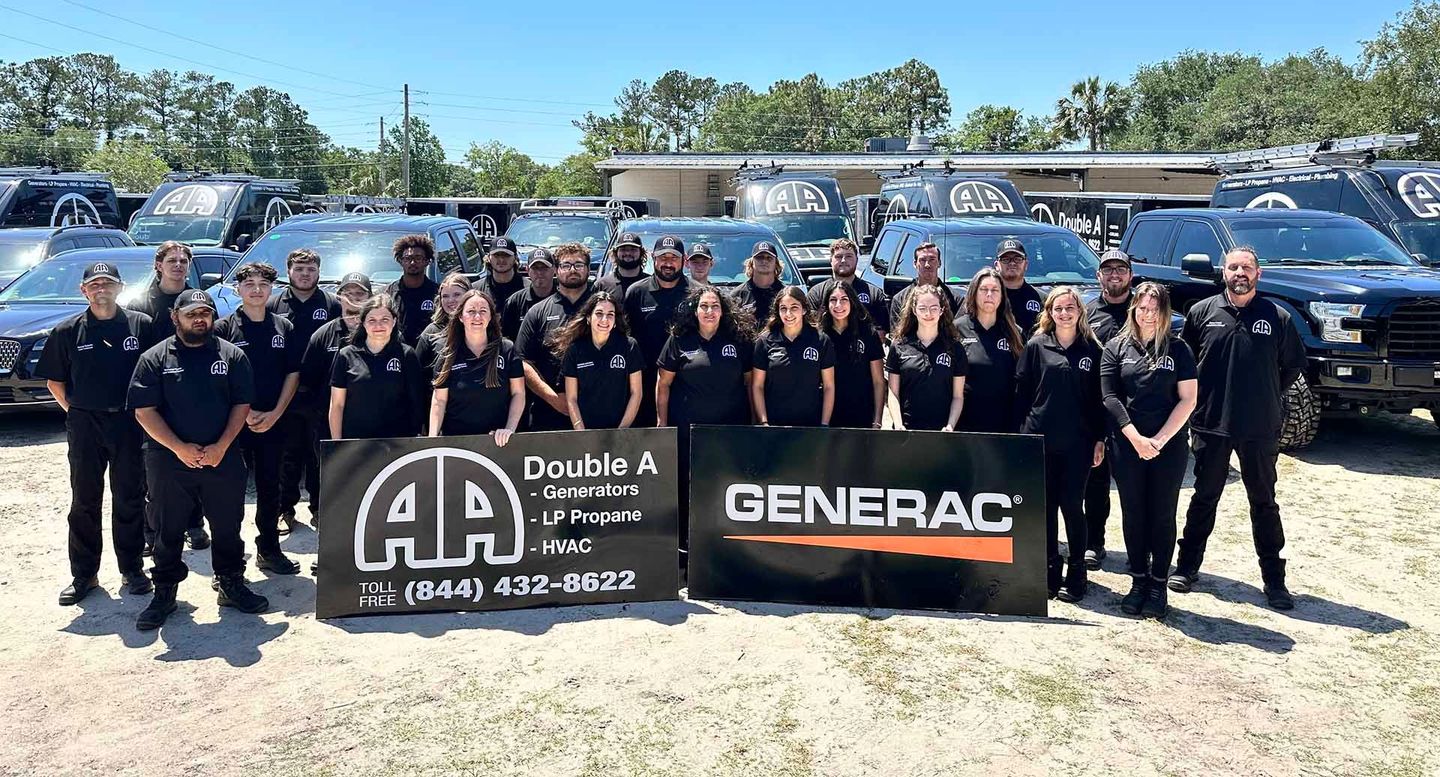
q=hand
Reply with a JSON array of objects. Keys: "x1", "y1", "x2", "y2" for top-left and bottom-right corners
[
  {"x1": 546, "y1": 392, "x2": 568, "y2": 414},
  {"x1": 941, "y1": 424, "x2": 954, "y2": 432},
  {"x1": 197, "y1": 444, "x2": 228, "y2": 468},
  {"x1": 1151, "y1": 432, "x2": 1170, "y2": 451},
  {"x1": 1129, "y1": 435, "x2": 1160, "y2": 461},
  {"x1": 1092, "y1": 441, "x2": 1106, "y2": 468},
  {"x1": 493, "y1": 428, "x2": 513, "y2": 447},
  {"x1": 172, "y1": 442, "x2": 205, "y2": 468},
  {"x1": 247, "y1": 410, "x2": 278, "y2": 434}
]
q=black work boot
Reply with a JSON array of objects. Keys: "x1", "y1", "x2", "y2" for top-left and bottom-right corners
[
  {"x1": 59, "y1": 576, "x2": 100, "y2": 606},
  {"x1": 136, "y1": 584, "x2": 178, "y2": 630},
  {"x1": 1047, "y1": 558, "x2": 1063, "y2": 599},
  {"x1": 1057, "y1": 562, "x2": 1088, "y2": 603},
  {"x1": 1120, "y1": 576, "x2": 1148, "y2": 615},
  {"x1": 122, "y1": 569, "x2": 153, "y2": 595},
  {"x1": 1143, "y1": 578, "x2": 1169, "y2": 619},
  {"x1": 185, "y1": 527, "x2": 211, "y2": 550},
  {"x1": 216, "y1": 575, "x2": 269, "y2": 614},
  {"x1": 1167, "y1": 570, "x2": 1198, "y2": 593},
  {"x1": 257, "y1": 546, "x2": 301, "y2": 575}
]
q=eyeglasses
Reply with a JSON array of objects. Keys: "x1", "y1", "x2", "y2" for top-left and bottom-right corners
[
  {"x1": 557, "y1": 262, "x2": 587, "y2": 271},
  {"x1": 998, "y1": 256, "x2": 1026, "y2": 265},
  {"x1": 1099, "y1": 266, "x2": 1130, "y2": 275},
  {"x1": 915, "y1": 305, "x2": 942, "y2": 315}
]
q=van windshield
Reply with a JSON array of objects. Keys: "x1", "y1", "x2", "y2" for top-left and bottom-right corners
[
  {"x1": 129, "y1": 215, "x2": 227, "y2": 246},
  {"x1": 752, "y1": 215, "x2": 854, "y2": 247},
  {"x1": 234, "y1": 228, "x2": 417, "y2": 286},
  {"x1": 1228, "y1": 219, "x2": 1419, "y2": 266},
  {"x1": 1394, "y1": 220, "x2": 1440, "y2": 263}
]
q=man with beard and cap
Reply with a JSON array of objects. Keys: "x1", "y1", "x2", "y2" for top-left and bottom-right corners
[
  {"x1": 516, "y1": 242, "x2": 594, "y2": 431},
  {"x1": 729, "y1": 240, "x2": 785, "y2": 332},
  {"x1": 472, "y1": 236, "x2": 525, "y2": 308},
  {"x1": 889, "y1": 241, "x2": 958, "y2": 324},
  {"x1": 1171, "y1": 246, "x2": 1306, "y2": 609},
  {"x1": 37, "y1": 261, "x2": 157, "y2": 605},
  {"x1": 385, "y1": 234, "x2": 440, "y2": 345},
  {"x1": 685, "y1": 242, "x2": 714, "y2": 285},
  {"x1": 807, "y1": 238, "x2": 890, "y2": 336},
  {"x1": 502, "y1": 247, "x2": 556, "y2": 341},
  {"x1": 128, "y1": 289, "x2": 269, "y2": 630},
  {"x1": 266, "y1": 248, "x2": 340, "y2": 534},
  {"x1": 596, "y1": 231, "x2": 649, "y2": 297},
  {"x1": 995, "y1": 238, "x2": 1043, "y2": 336},
  {"x1": 624, "y1": 234, "x2": 691, "y2": 426},
  {"x1": 1081, "y1": 248, "x2": 1134, "y2": 570}
]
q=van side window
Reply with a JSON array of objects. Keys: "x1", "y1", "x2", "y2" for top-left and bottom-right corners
[
  {"x1": 1125, "y1": 220, "x2": 1171, "y2": 264},
  {"x1": 872, "y1": 228, "x2": 905, "y2": 273},
  {"x1": 433, "y1": 230, "x2": 462, "y2": 275},
  {"x1": 1169, "y1": 221, "x2": 1225, "y2": 267},
  {"x1": 455, "y1": 228, "x2": 482, "y2": 269}
]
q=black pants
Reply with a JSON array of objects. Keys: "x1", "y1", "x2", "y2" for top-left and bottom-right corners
[
  {"x1": 1111, "y1": 432, "x2": 1188, "y2": 580},
  {"x1": 239, "y1": 426, "x2": 284, "y2": 554},
  {"x1": 1083, "y1": 448, "x2": 1112, "y2": 551},
  {"x1": 146, "y1": 449, "x2": 247, "y2": 586},
  {"x1": 64, "y1": 408, "x2": 147, "y2": 579},
  {"x1": 634, "y1": 368, "x2": 658, "y2": 429},
  {"x1": 307, "y1": 411, "x2": 328, "y2": 513},
  {"x1": 278, "y1": 409, "x2": 318, "y2": 515},
  {"x1": 1044, "y1": 448, "x2": 1091, "y2": 569},
  {"x1": 1176, "y1": 432, "x2": 1287, "y2": 585}
]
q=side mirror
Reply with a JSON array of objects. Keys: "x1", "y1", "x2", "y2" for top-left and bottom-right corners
[
  {"x1": 1413, "y1": 252, "x2": 1436, "y2": 267},
  {"x1": 860, "y1": 234, "x2": 876, "y2": 253},
  {"x1": 1181, "y1": 252, "x2": 1218, "y2": 279},
  {"x1": 199, "y1": 272, "x2": 222, "y2": 288},
  {"x1": 232, "y1": 233, "x2": 252, "y2": 252}
]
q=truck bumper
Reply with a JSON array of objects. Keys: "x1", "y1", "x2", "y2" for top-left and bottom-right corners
[{"x1": 1311, "y1": 356, "x2": 1440, "y2": 407}]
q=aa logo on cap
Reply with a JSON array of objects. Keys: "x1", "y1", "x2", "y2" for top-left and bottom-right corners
[
  {"x1": 1253, "y1": 320, "x2": 1272, "y2": 336},
  {"x1": 1026, "y1": 300, "x2": 1042, "y2": 312},
  {"x1": 803, "y1": 347, "x2": 820, "y2": 362},
  {"x1": 386, "y1": 357, "x2": 402, "y2": 372},
  {"x1": 1158, "y1": 355, "x2": 1175, "y2": 371},
  {"x1": 93, "y1": 263, "x2": 111, "y2": 274},
  {"x1": 997, "y1": 339, "x2": 1011, "y2": 352},
  {"x1": 271, "y1": 334, "x2": 285, "y2": 348},
  {"x1": 663, "y1": 237, "x2": 677, "y2": 248},
  {"x1": 353, "y1": 447, "x2": 525, "y2": 572},
  {"x1": 421, "y1": 300, "x2": 435, "y2": 312},
  {"x1": 610, "y1": 354, "x2": 626, "y2": 369},
  {"x1": 1078, "y1": 357, "x2": 1093, "y2": 371},
  {"x1": 721, "y1": 344, "x2": 738, "y2": 358},
  {"x1": 936, "y1": 353, "x2": 952, "y2": 367},
  {"x1": 210, "y1": 360, "x2": 228, "y2": 375},
  {"x1": 122, "y1": 336, "x2": 139, "y2": 351},
  {"x1": 313, "y1": 309, "x2": 328, "y2": 321}
]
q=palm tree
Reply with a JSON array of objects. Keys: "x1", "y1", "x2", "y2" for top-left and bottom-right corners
[{"x1": 1055, "y1": 77, "x2": 1130, "y2": 151}]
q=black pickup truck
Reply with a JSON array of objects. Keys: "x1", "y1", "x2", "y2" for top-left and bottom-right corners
[{"x1": 1121, "y1": 207, "x2": 1440, "y2": 448}]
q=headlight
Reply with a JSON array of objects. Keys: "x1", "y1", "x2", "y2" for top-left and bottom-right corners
[
  {"x1": 1307, "y1": 302, "x2": 1365, "y2": 344},
  {"x1": 25, "y1": 337, "x2": 47, "y2": 372}
]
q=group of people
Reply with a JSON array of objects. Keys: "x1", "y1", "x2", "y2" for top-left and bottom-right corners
[{"x1": 42, "y1": 227, "x2": 1305, "y2": 630}]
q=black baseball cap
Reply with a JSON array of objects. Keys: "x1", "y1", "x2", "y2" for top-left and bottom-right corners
[
  {"x1": 687, "y1": 243, "x2": 713, "y2": 261},
  {"x1": 488, "y1": 236, "x2": 517, "y2": 256},
  {"x1": 652, "y1": 235, "x2": 684, "y2": 258},
  {"x1": 175, "y1": 289, "x2": 216, "y2": 313},
  {"x1": 337, "y1": 272, "x2": 371, "y2": 292},
  {"x1": 1098, "y1": 249, "x2": 1132, "y2": 268},
  {"x1": 526, "y1": 247, "x2": 554, "y2": 267},
  {"x1": 997, "y1": 239, "x2": 1027, "y2": 259},
  {"x1": 614, "y1": 232, "x2": 644, "y2": 250},
  {"x1": 81, "y1": 261, "x2": 122, "y2": 284},
  {"x1": 751, "y1": 240, "x2": 778, "y2": 258}
]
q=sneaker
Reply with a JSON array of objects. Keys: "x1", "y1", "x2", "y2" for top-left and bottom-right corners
[
  {"x1": 122, "y1": 569, "x2": 153, "y2": 595},
  {"x1": 1167, "y1": 572, "x2": 1198, "y2": 593},
  {"x1": 278, "y1": 509, "x2": 297, "y2": 537},
  {"x1": 1057, "y1": 564, "x2": 1088, "y2": 603},
  {"x1": 257, "y1": 548, "x2": 301, "y2": 575},
  {"x1": 309, "y1": 560, "x2": 318, "y2": 575},
  {"x1": 136, "y1": 585, "x2": 177, "y2": 630},
  {"x1": 1120, "y1": 577, "x2": 1148, "y2": 615},
  {"x1": 1143, "y1": 581, "x2": 1169, "y2": 619},
  {"x1": 216, "y1": 575, "x2": 269, "y2": 614},
  {"x1": 58, "y1": 576, "x2": 99, "y2": 606},
  {"x1": 1084, "y1": 548, "x2": 1106, "y2": 570},
  {"x1": 1265, "y1": 584, "x2": 1295, "y2": 611},
  {"x1": 185, "y1": 527, "x2": 211, "y2": 551}
]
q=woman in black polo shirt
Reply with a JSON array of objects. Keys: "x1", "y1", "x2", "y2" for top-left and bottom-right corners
[
  {"x1": 751, "y1": 286, "x2": 835, "y2": 428},
  {"x1": 415, "y1": 273, "x2": 472, "y2": 372},
  {"x1": 328, "y1": 294, "x2": 427, "y2": 440},
  {"x1": 1014, "y1": 285, "x2": 1105, "y2": 602},
  {"x1": 429, "y1": 290, "x2": 525, "y2": 444},
  {"x1": 884, "y1": 285, "x2": 966, "y2": 431},
  {"x1": 820, "y1": 281, "x2": 884, "y2": 430},
  {"x1": 552, "y1": 291, "x2": 644, "y2": 430},
  {"x1": 954, "y1": 268, "x2": 1023, "y2": 433},
  {"x1": 1101, "y1": 282, "x2": 1197, "y2": 619}
]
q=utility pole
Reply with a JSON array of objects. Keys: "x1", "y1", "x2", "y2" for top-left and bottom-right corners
[
  {"x1": 401, "y1": 83, "x2": 411, "y2": 199},
  {"x1": 378, "y1": 115, "x2": 386, "y2": 194}
]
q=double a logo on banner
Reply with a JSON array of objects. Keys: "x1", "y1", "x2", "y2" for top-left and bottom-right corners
[
  {"x1": 317, "y1": 429, "x2": 680, "y2": 618},
  {"x1": 688, "y1": 426, "x2": 1048, "y2": 615}
]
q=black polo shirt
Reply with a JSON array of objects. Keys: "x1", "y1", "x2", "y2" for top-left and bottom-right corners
[
  {"x1": 561, "y1": 335, "x2": 643, "y2": 429},
  {"x1": 1006, "y1": 283, "x2": 1045, "y2": 336},
  {"x1": 657, "y1": 330, "x2": 753, "y2": 426},
  {"x1": 753, "y1": 327, "x2": 836, "y2": 427},
  {"x1": 473, "y1": 271, "x2": 526, "y2": 310},
  {"x1": 954, "y1": 314, "x2": 1018, "y2": 433},
  {"x1": 267, "y1": 286, "x2": 340, "y2": 345},
  {"x1": 1101, "y1": 335, "x2": 1197, "y2": 438},
  {"x1": 884, "y1": 334, "x2": 967, "y2": 431},
  {"x1": 435, "y1": 338, "x2": 523, "y2": 436},
  {"x1": 414, "y1": 322, "x2": 446, "y2": 373},
  {"x1": 330, "y1": 340, "x2": 425, "y2": 439},
  {"x1": 1014, "y1": 332, "x2": 1104, "y2": 452},
  {"x1": 128, "y1": 335, "x2": 255, "y2": 447},
  {"x1": 730, "y1": 278, "x2": 785, "y2": 331},
  {"x1": 516, "y1": 285, "x2": 593, "y2": 428},
  {"x1": 890, "y1": 282, "x2": 958, "y2": 327},
  {"x1": 385, "y1": 276, "x2": 441, "y2": 345},
  {"x1": 35, "y1": 308, "x2": 156, "y2": 412},
  {"x1": 624, "y1": 275, "x2": 690, "y2": 370},
  {"x1": 214, "y1": 310, "x2": 303, "y2": 412},
  {"x1": 1182, "y1": 293, "x2": 1306, "y2": 441},
  {"x1": 126, "y1": 281, "x2": 192, "y2": 340},
  {"x1": 595, "y1": 269, "x2": 650, "y2": 298},
  {"x1": 502, "y1": 282, "x2": 552, "y2": 341},
  {"x1": 298, "y1": 317, "x2": 355, "y2": 414},
  {"x1": 1086, "y1": 294, "x2": 1131, "y2": 347},
  {"x1": 807, "y1": 276, "x2": 890, "y2": 331},
  {"x1": 825, "y1": 323, "x2": 883, "y2": 429}
]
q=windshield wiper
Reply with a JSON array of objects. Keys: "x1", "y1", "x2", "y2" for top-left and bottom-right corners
[
  {"x1": 787, "y1": 241, "x2": 833, "y2": 248},
  {"x1": 1337, "y1": 257, "x2": 1408, "y2": 266},
  {"x1": 1267, "y1": 257, "x2": 1343, "y2": 267}
]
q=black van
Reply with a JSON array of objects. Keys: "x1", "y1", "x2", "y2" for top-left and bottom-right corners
[
  {"x1": 0, "y1": 169, "x2": 121, "y2": 229},
  {"x1": 874, "y1": 168, "x2": 1030, "y2": 233},
  {"x1": 128, "y1": 173, "x2": 304, "y2": 253},
  {"x1": 731, "y1": 169, "x2": 856, "y2": 284}
]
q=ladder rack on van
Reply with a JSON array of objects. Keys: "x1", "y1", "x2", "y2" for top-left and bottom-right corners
[
  {"x1": 0, "y1": 167, "x2": 111, "y2": 180},
  {"x1": 878, "y1": 161, "x2": 1011, "y2": 180},
  {"x1": 517, "y1": 199, "x2": 625, "y2": 218},
  {"x1": 1210, "y1": 133, "x2": 1420, "y2": 173}
]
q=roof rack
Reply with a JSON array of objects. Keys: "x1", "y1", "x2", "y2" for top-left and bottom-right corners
[
  {"x1": 162, "y1": 171, "x2": 301, "y2": 186},
  {"x1": 0, "y1": 167, "x2": 112, "y2": 180},
  {"x1": 1210, "y1": 132, "x2": 1420, "y2": 173},
  {"x1": 877, "y1": 160, "x2": 1010, "y2": 180},
  {"x1": 517, "y1": 199, "x2": 625, "y2": 218}
]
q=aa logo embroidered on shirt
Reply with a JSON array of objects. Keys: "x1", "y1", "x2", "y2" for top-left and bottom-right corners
[
  {"x1": 271, "y1": 334, "x2": 285, "y2": 348},
  {"x1": 936, "y1": 353, "x2": 952, "y2": 367},
  {"x1": 610, "y1": 354, "x2": 626, "y2": 369},
  {"x1": 1253, "y1": 320, "x2": 1272, "y2": 335},
  {"x1": 856, "y1": 339, "x2": 866, "y2": 354},
  {"x1": 1158, "y1": 356, "x2": 1176, "y2": 371},
  {"x1": 721, "y1": 344, "x2": 738, "y2": 358},
  {"x1": 496, "y1": 356, "x2": 505, "y2": 370},
  {"x1": 420, "y1": 300, "x2": 436, "y2": 312},
  {"x1": 1078, "y1": 357, "x2": 1093, "y2": 371},
  {"x1": 803, "y1": 347, "x2": 820, "y2": 362},
  {"x1": 313, "y1": 309, "x2": 328, "y2": 321},
  {"x1": 858, "y1": 292, "x2": 871, "y2": 303},
  {"x1": 997, "y1": 339, "x2": 1011, "y2": 352},
  {"x1": 386, "y1": 358, "x2": 402, "y2": 372},
  {"x1": 122, "y1": 336, "x2": 139, "y2": 351},
  {"x1": 1026, "y1": 300, "x2": 1041, "y2": 312},
  {"x1": 210, "y1": 360, "x2": 228, "y2": 375}
]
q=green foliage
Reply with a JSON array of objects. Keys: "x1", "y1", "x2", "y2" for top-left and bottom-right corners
[
  {"x1": 939, "y1": 105, "x2": 1058, "y2": 152},
  {"x1": 534, "y1": 153, "x2": 603, "y2": 198},
  {"x1": 462, "y1": 140, "x2": 545, "y2": 197},
  {"x1": 1363, "y1": 0, "x2": 1440, "y2": 158},
  {"x1": 1055, "y1": 76, "x2": 1130, "y2": 151},
  {"x1": 386, "y1": 117, "x2": 448, "y2": 197},
  {"x1": 84, "y1": 139, "x2": 170, "y2": 191}
]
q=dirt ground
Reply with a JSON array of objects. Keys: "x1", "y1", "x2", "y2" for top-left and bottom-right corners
[{"x1": 1, "y1": 408, "x2": 1437, "y2": 777}]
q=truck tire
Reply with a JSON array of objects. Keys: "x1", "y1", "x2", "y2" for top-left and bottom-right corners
[{"x1": 1278, "y1": 375, "x2": 1321, "y2": 451}]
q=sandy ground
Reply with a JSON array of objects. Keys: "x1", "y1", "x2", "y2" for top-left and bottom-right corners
[{"x1": 1, "y1": 407, "x2": 1437, "y2": 777}]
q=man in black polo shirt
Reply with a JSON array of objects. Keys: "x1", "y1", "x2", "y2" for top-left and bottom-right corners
[
  {"x1": 37, "y1": 261, "x2": 157, "y2": 605},
  {"x1": 516, "y1": 242, "x2": 594, "y2": 431},
  {"x1": 472, "y1": 236, "x2": 525, "y2": 308},
  {"x1": 624, "y1": 234, "x2": 690, "y2": 426},
  {"x1": 995, "y1": 238, "x2": 1043, "y2": 336},
  {"x1": 595, "y1": 231, "x2": 650, "y2": 297},
  {"x1": 1081, "y1": 248, "x2": 1134, "y2": 569},
  {"x1": 128, "y1": 290, "x2": 269, "y2": 630},
  {"x1": 1171, "y1": 246, "x2": 1306, "y2": 609},
  {"x1": 730, "y1": 240, "x2": 786, "y2": 331},
  {"x1": 216, "y1": 263, "x2": 303, "y2": 575},
  {"x1": 890, "y1": 241, "x2": 958, "y2": 324},
  {"x1": 267, "y1": 248, "x2": 340, "y2": 532},
  {"x1": 502, "y1": 248, "x2": 555, "y2": 341},
  {"x1": 807, "y1": 238, "x2": 889, "y2": 335},
  {"x1": 385, "y1": 234, "x2": 440, "y2": 345}
]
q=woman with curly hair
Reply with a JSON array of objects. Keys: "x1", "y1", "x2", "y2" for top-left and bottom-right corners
[
  {"x1": 884, "y1": 284, "x2": 966, "y2": 432},
  {"x1": 549, "y1": 291, "x2": 643, "y2": 430},
  {"x1": 428, "y1": 290, "x2": 524, "y2": 445},
  {"x1": 751, "y1": 286, "x2": 835, "y2": 428}
]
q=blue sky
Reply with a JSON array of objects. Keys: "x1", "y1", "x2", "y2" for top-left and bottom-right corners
[{"x1": 0, "y1": 0, "x2": 1417, "y2": 164}]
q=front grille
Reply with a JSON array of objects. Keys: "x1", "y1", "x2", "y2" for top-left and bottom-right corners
[
  {"x1": 1388, "y1": 300, "x2": 1440, "y2": 360},
  {"x1": 0, "y1": 339, "x2": 20, "y2": 373}
]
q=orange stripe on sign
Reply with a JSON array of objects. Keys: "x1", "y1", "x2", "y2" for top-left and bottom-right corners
[{"x1": 723, "y1": 535, "x2": 1013, "y2": 564}]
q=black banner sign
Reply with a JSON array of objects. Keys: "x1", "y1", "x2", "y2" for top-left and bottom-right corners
[
  {"x1": 688, "y1": 426, "x2": 1047, "y2": 615},
  {"x1": 317, "y1": 429, "x2": 680, "y2": 618}
]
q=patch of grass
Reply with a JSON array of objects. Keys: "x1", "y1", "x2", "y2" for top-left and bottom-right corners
[
  {"x1": 1407, "y1": 685, "x2": 1440, "y2": 732},
  {"x1": 1010, "y1": 666, "x2": 1089, "y2": 714},
  {"x1": 831, "y1": 619, "x2": 923, "y2": 717}
]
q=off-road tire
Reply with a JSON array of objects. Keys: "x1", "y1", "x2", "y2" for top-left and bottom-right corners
[{"x1": 1278, "y1": 374, "x2": 1321, "y2": 451}]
